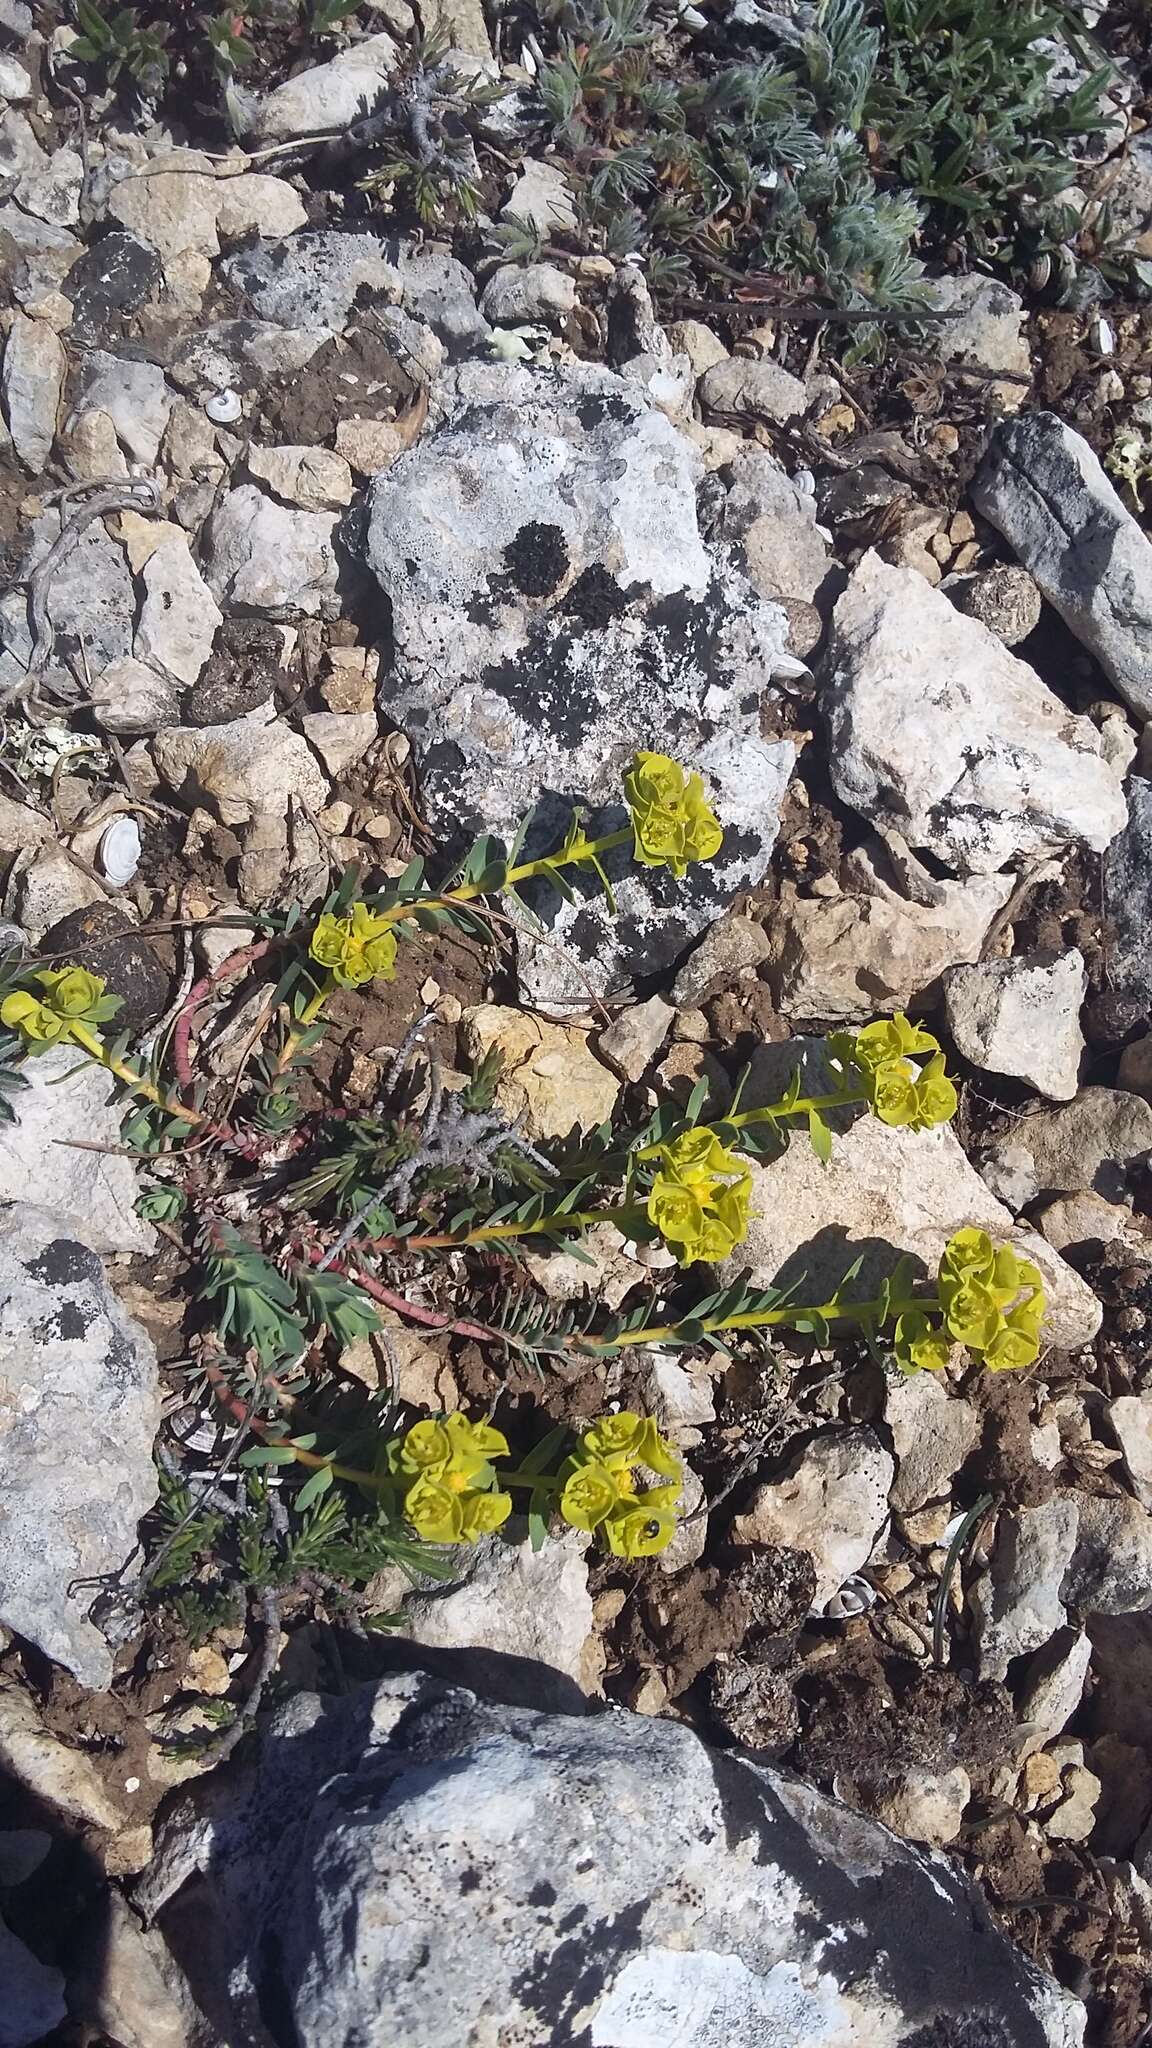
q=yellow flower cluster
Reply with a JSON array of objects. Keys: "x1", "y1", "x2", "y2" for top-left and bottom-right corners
[
  {"x1": 623, "y1": 752, "x2": 723, "y2": 878},
  {"x1": 310, "y1": 905, "x2": 398, "y2": 990},
  {"x1": 642, "y1": 1127, "x2": 752, "y2": 1265},
  {"x1": 0, "y1": 967, "x2": 119, "y2": 1048},
  {"x1": 894, "y1": 1228, "x2": 1046, "y2": 1375},
  {"x1": 558, "y1": 1412, "x2": 682, "y2": 1558},
  {"x1": 390, "y1": 1414, "x2": 512, "y2": 1544},
  {"x1": 850, "y1": 1014, "x2": 957, "y2": 1132}
]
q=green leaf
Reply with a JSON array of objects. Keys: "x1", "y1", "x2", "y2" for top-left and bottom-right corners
[
  {"x1": 294, "y1": 1463, "x2": 335, "y2": 1511},
  {"x1": 808, "y1": 1107, "x2": 832, "y2": 1165},
  {"x1": 240, "y1": 1443, "x2": 298, "y2": 1468}
]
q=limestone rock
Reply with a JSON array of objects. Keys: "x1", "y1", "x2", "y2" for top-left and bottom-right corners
[
  {"x1": 203, "y1": 485, "x2": 340, "y2": 616},
  {"x1": 0, "y1": 1050, "x2": 154, "y2": 1255},
  {"x1": 700, "y1": 356, "x2": 809, "y2": 426},
  {"x1": 980, "y1": 1087, "x2": 1152, "y2": 1208},
  {"x1": 247, "y1": 443, "x2": 355, "y2": 511},
  {"x1": 825, "y1": 551, "x2": 1127, "y2": 874},
  {"x1": 1064, "y1": 1492, "x2": 1152, "y2": 1615},
  {"x1": 731, "y1": 1427, "x2": 893, "y2": 1612},
  {"x1": 720, "y1": 1094, "x2": 1101, "y2": 1352},
  {"x1": 1109, "y1": 1392, "x2": 1152, "y2": 1509},
  {"x1": 479, "y1": 263, "x2": 577, "y2": 326},
  {"x1": 91, "y1": 657, "x2": 182, "y2": 734},
  {"x1": 1036, "y1": 1190, "x2": 1130, "y2": 1255},
  {"x1": 220, "y1": 229, "x2": 401, "y2": 332},
  {"x1": 973, "y1": 411, "x2": 1152, "y2": 721},
  {"x1": 0, "y1": 503, "x2": 135, "y2": 702},
  {"x1": 135, "y1": 1672, "x2": 1085, "y2": 2048},
  {"x1": 365, "y1": 360, "x2": 795, "y2": 1006},
  {"x1": 972, "y1": 1498, "x2": 1081, "y2": 1680},
  {"x1": 461, "y1": 1006, "x2": 619, "y2": 1139},
  {"x1": 245, "y1": 34, "x2": 400, "y2": 142},
  {"x1": 0, "y1": 1206, "x2": 160, "y2": 1687},
  {"x1": 949, "y1": 563, "x2": 1043, "y2": 645},
  {"x1": 710, "y1": 448, "x2": 831, "y2": 607},
  {"x1": 1, "y1": 312, "x2": 64, "y2": 470},
  {"x1": 886, "y1": 1371, "x2": 980, "y2": 1513},
  {"x1": 68, "y1": 348, "x2": 173, "y2": 466},
  {"x1": 671, "y1": 912, "x2": 770, "y2": 1006},
  {"x1": 399, "y1": 1531, "x2": 595, "y2": 1706},
  {"x1": 299, "y1": 711, "x2": 377, "y2": 780},
  {"x1": 596, "y1": 994, "x2": 674, "y2": 1082},
  {"x1": 150, "y1": 709, "x2": 330, "y2": 828},
  {"x1": 1017, "y1": 1629, "x2": 1093, "y2": 1756},
  {"x1": 1104, "y1": 773, "x2": 1152, "y2": 1008},
  {"x1": 837, "y1": 1764, "x2": 971, "y2": 1847},
  {"x1": 0, "y1": 1913, "x2": 65, "y2": 2047},
  {"x1": 134, "y1": 535, "x2": 223, "y2": 688},
  {"x1": 502, "y1": 157, "x2": 577, "y2": 233},
  {"x1": 943, "y1": 950, "x2": 1085, "y2": 1100},
  {"x1": 928, "y1": 273, "x2": 1031, "y2": 411},
  {"x1": 768, "y1": 845, "x2": 1015, "y2": 1024}
]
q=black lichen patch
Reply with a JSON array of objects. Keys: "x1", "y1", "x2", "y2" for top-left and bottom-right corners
[
  {"x1": 25, "y1": 1240, "x2": 101, "y2": 1289},
  {"x1": 574, "y1": 393, "x2": 636, "y2": 431},
  {"x1": 503, "y1": 524, "x2": 570, "y2": 599},
  {"x1": 560, "y1": 566, "x2": 630, "y2": 627},
  {"x1": 32, "y1": 1302, "x2": 89, "y2": 1344},
  {"x1": 477, "y1": 636, "x2": 601, "y2": 752},
  {"x1": 508, "y1": 1900, "x2": 646, "y2": 2046}
]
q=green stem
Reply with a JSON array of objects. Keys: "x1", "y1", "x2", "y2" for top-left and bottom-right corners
[
  {"x1": 68, "y1": 1022, "x2": 207, "y2": 1128},
  {"x1": 406, "y1": 1200, "x2": 645, "y2": 1251},
  {"x1": 374, "y1": 827, "x2": 635, "y2": 930},
  {"x1": 275, "y1": 973, "x2": 337, "y2": 1077},
  {"x1": 581, "y1": 1293, "x2": 936, "y2": 1355}
]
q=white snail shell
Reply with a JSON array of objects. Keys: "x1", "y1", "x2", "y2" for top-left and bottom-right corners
[
  {"x1": 205, "y1": 388, "x2": 243, "y2": 424},
  {"x1": 99, "y1": 816, "x2": 142, "y2": 887}
]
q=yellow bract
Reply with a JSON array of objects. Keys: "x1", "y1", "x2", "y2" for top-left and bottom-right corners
[
  {"x1": 309, "y1": 904, "x2": 398, "y2": 989},
  {"x1": 937, "y1": 1229, "x2": 1046, "y2": 1371},
  {"x1": 557, "y1": 1411, "x2": 683, "y2": 1557},
  {"x1": 623, "y1": 752, "x2": 723, "y2": 878},
  {"x1": 643, "y1": 1127, "x2": 752, "y2": 1266},
  {"x1": 850, "y1": 1016, "x2": 958, "y2": 1133},
  {"x1": 0, "y1": 966, "x2": 117, "y2": 1049},
  {"x1": 391, "y1": 1412, "x2": 511, "y2": 1545}
]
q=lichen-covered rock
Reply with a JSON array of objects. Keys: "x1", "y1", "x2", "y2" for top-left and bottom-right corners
[
  {"x1": 365, "y1": 361, "x2": 795, "y2": 1006},
  {"x1": 136, "y1": 1672, "x2": 1085, "y2": 2047},
  {"x1": 0, "y1": 1206, "x2": 160, "y2": 1687}
]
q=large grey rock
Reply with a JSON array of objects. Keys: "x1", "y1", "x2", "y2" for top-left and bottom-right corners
[
  {"x1": 768, "y1": 842, "x2": 1015, "y2": 1024},
  {"x1": 1103, "y1": 772, "x2": 1152, "y2": 1007},
  {"x1": 0, "y1": 1205, "x2": 161, "y2": 1687},
  {"x1": 0, "y1": 1048, "x2": 154, "y2": 1255},
  {"x1": 973, "y1": 412, "x2": 1152, "y2": 721},
  {"x1": 942, "y1": 949, "x2": 1085, "y2": 1101},
  {"x1": 972, "y1": 1499, "x2": 1081, "y2": 1680},
  {"x1": 699, "y1": 355, "x2": 809, "y2": 426},
  {"x1": 203, "y1": 485, "x2": 340, "y2": 616},
  {"x1": 886, "y1": 1370, "x2": 980, "y2": 1513},
  {"x1": 0, "y1": 506, "x2": 135, "y2": 701},
  {"x1": 928, "y1": 273, "x2": 1031, "y2": 411},
  {"x1": 222, "y1": 229, "x2": 401, "y2": 332},
  {"x1": 0, "y1": 1912, "x2": 65, "y2": 2048},
  {"x1": 979, "y1": 1086, "x2": 1152, "y2": 1208},
  {"x1": 824, "y1": 552, "x2": 1127, "y2": 874},
  {"x1": 134, "y1": 535, "x2": 223, "y2": 687},
  {"x1": 366, "y1": 360, "x2": 795, "y2": 1006},
  {"x1": 150, "y1": 707, "x2": 329, "y2": 827},
  {"x1": 1, "y1": 312, "x2": 64, "y2": 470},
  {"x1": 136, "y1": 1671, "x2": 1085, "y2": 2047}
]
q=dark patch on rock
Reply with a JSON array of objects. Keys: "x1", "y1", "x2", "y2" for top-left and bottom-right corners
[
  {"x1": 528, "y1": 1880, "x2": 557, "y2": 1908},
  {"x1": 509, "y1": 1901, "x2": 646, "y2": 2043},
  {"x1": 502, "y1": 523, "x2": 569, "y2": 598},
  {"x1": 186, "y1": 616, "x2": 282, "y2": 725},
  {"x1": 25, "y1": 1239, "x2": 101, "y2": 1289},
  {"x1": 39, "y1": 904, "x2": 170, "y2": 1034},
  {"x1": 64, "y1": 231, "x2": 162, "y2": 345},
  {"x1": 33, "y1": 1301, "x2": 88, "y2": 1344},
  {"x1": 560, "y1": 564, "x2": 630, "y2": 626},
  {"x1": 574, "y1": 392, "x2": 635, "y2": 430}
]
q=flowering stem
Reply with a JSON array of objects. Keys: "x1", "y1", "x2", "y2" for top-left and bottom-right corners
[
  {"x1": 275, "y1": 973, "x2": 337, "y2": 1078},
  {"x1": 727, "y1": 1088, "x2": 868, "y2": 1131},
  {"x1": 579, "y1": 1292, "x2": 936, "y2": 1355},
  {"x1": 399, "y1": 1200, "x2": 645, "y2": 1252},
  {"x1": 372, "y1": 827, "x2": 636, "y2": 930},
  {"x1": 67, "y1": 1022, "x2": 208, "y2": 1130}
]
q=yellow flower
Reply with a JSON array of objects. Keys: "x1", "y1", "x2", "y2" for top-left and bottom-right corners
[
  {"x1": 868, "y1": 1058, "x2": 921, "y2": 1127},
  {"x1": 404, "y1": 1474, "x2": 464, "y2": 1544},
  {"x1": 852, "y1": 1014, "x2": 941, "y2": 1072},
  {"x1": 935, "y1": 1230, "x2": 1046, "y2": 1368},
  {"x1": 623, "y1": 752, "x2": 723, "y2": 878},
  {"x1": 394, "y1": 1419, "x2": 454, "y2": 1477},
  {"x1": 601, "y1": 1487, "x2": 680, "y2": 1558},
  {"x1": 893, "y1": 1309, "x2": 952, "y2": 1375},
  {"x1": 559, "y1": 1460, "x2": 621, "y2": 1532},
  {"x1": 642, "y1": 1127, "x2": 752, "y2": 1265},
  {"x1": 35, "y1": 967, "x2": 105, "y2": 1017},
  {"x1": 913, "y1": 1052, "x2": 958, "y2": 1129},
  {"x1": 309, "y1": 907, "x2": 398, "y2": 989},
  {"x1": 582, "y1": 1412, "x2": 645, "y2": 1467},
  {"x1": 442, "y1": 1412, "x2": 510, "y2": 1484},
  {"x1": 459, "y1": 1490, "x2": 513, "y2": 1539},
  {"x1": 0, "y1": 990, "x2": 69, "y2": 1045}
]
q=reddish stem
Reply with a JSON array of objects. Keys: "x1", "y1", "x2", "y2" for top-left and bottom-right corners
[
  {"x1": 298, "y1": 1240, "x2": 505, "y2": 1347},
  {"x1": 171, "y1": 939, "x2": 276, "y2": 1096}
]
